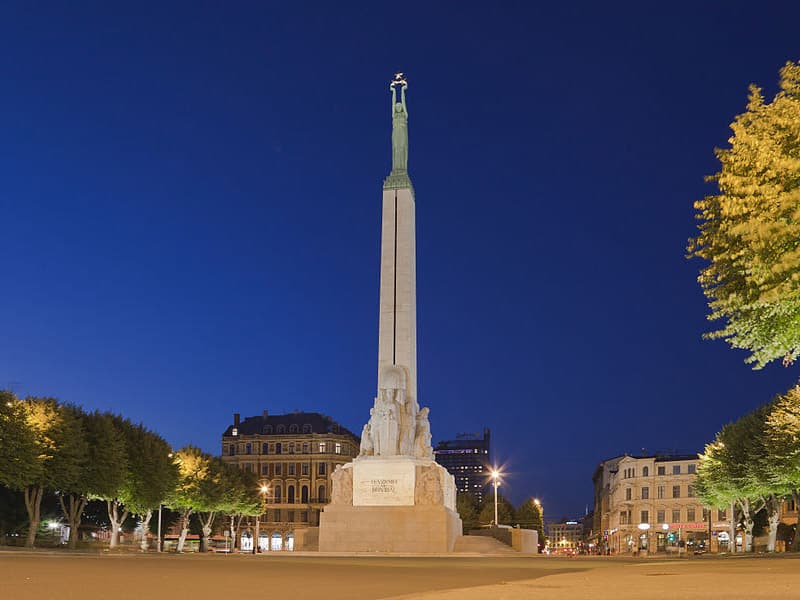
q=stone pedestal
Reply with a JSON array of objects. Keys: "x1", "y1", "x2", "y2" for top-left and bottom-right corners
[{"x1": 318, "y1": 456, "x2": 462, "y2": 553}]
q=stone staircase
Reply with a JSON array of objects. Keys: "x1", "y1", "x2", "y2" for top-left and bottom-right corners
[{"x1": 452, "y1": 535, "x2": 518, "y2": 554}]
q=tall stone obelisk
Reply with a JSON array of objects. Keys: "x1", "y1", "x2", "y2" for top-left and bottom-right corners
[
  {"x1": 378, "y1": 76, "x2": 418, "y2": 413},
  {"x1": 318, "y1": 75, "x2": 461, "y2": 553}
]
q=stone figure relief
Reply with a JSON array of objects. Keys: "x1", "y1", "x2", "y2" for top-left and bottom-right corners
[
  {"x1": 414, "y1": 465, "x2": 443, "y2": 505},
  {"x1": 330, "y1": 464, "x2": 353, "y2": 505},
  {"x1": 413, "y1": 407, "x2": 434, "y2": 460},
  {"x1": 359, "y1": 422, "x2": 374, "y2": 456}
]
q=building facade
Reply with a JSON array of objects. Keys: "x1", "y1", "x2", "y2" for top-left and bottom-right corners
[
  {"x1": 547, "y1": 519, "x2": 583, "y2": 551},
  {"x1": 221, "y1": 411, "x2": 359, "y2": 550},
  {"x1": 592, "y1": 453, "x2": 732, "y2": 554},
  {"x1": 434, "y1": 429, "x2": 491, "y2": 504}
]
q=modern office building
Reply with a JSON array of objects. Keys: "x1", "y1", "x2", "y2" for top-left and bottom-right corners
[
  {"x1": 221, "y1": 410, "x2": 359, "y2": 551},
  {"x1": 434, "y1": 429, "x2": 491, "y2": 504}
]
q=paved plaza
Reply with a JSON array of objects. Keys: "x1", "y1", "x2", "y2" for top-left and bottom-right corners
[{"x1": 1, "y1": 551, "x2": 798, "y2": 600}]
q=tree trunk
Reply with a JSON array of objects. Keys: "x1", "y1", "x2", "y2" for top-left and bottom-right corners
[
  {"x1": 23, "y1": 485, "x2": 44, "y2": 548},
  {"x1": 791, "y1": 490, "x2": 800, "y2": 552},
  {"x1": 139, "y1": 510, "x2": 153, "y2": 551},
  {"x1": 766, "y1": 498, "x2": 780, "y2": 552},
  {"x1": 738, "y1": 498, "x2": 754, "y2": 552},
  {"x1": 58, "y1": 493, "x2": 87, "y2": 549},
  {"x1": 232, "y1": 514, "x2": 244, "y2": 551},
  {"x1": 106, "y1": 500, "x2": 129, "y2": 549},
  {"x1": 176, "y1": 509, "x2": 192, "y2": 553},
  {"x1": 198, "y1": 511, "x2": 215, "y2": 552}
]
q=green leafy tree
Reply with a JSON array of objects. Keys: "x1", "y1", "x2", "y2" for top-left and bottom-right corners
[
  {"x1": 478, "y1": 493, "x2": 514, "y2": 526},
  {"x1": 697, "y1": 403, "x2": 780, "y2": 551},
  {"x1": 78, "y1": 412, "x2": 130, "y2": 549},
  {"x1": 688, "y1": 61, "x2": 800, "y2": 369},
  {"x1": 118, "y1": 424, "x2": 178, "y2": 551},
  {"x1": 57, "y1": 406, "x2": 125, "y2": 548},
  {"x1": 167, "y1": 445, "x2": 212, "y2": 552},
  {"x1": 456, "y1": 493, "x2": 479, "y2": 534},
  {"x1": 20, "y1": 397, "x2": 86, "y2": 548},
  {"x1": 515, "y1": 497, "x2": 545, "y2": 544},
  {"x1": 0, "y1": 391, "x2": 40, "y2": 495},
  {"x1": 223, "y1": 466, "x2": 262, "y2": 551}
]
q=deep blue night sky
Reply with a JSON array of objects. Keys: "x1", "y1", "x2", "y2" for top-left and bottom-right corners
[{"x1": 2, "y1": 1, "x2": 800, "y2": 520}]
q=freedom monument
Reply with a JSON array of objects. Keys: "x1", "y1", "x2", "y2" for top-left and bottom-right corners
[{"x1": 318, "y1": 75, "x2": 462, "y2": 552}]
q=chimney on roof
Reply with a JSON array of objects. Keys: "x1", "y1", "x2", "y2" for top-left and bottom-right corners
[
  {"x1": 234, "y1": 413, "x2": 240, "y2": 427},
  {"x1": 263, "y1": 410, "x2": 269, "y2": 419}
]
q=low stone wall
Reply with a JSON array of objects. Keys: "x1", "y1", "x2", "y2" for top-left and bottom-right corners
[{"x1": 468, "y1": 527, "x2": 513, "y2": 547}]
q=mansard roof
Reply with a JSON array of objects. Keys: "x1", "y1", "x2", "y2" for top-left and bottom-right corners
[{"x1": 222, "y1": 411, "x2": 358, "y2": 440}]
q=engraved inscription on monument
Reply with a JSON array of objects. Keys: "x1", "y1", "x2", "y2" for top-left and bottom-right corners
[{"x1": 353, "y1": 458, "x2": 415, "y2": 506}]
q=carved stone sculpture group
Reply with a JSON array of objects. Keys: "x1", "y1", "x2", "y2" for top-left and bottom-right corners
[{"x1": 359, "y1": 365, "x2": 433, "y2": 460}]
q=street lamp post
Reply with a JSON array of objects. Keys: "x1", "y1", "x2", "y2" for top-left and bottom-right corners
[
  {"x1": 491, "y1": 470, "x2": 499, "y2": 526},
  {"x1": 253, "y1": 484, "x2": 268, "y2": 554}
]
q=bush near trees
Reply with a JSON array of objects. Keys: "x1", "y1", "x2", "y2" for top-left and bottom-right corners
[
  {"x1": 688, "y1": 61, "x2": 800, "y2": 369},
  {"x1": 697, "y1": 384, "x2": 800, "y2": 552}
]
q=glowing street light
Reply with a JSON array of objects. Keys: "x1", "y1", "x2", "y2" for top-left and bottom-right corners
[
  {"x1": 491, "y1": 469, "x2": 500, "y2": 526},
  {"x1": 254, "y1": 483, "x2": 269, "y2": 554}
]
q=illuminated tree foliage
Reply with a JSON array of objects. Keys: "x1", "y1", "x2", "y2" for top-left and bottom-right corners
[
  {"x1": 688, "y1": 61, "x2": 800, "y2": 369},
  {"x1": 456, "y1": 493, "x2": 479, "y2": 533},
  {"x1": 697, "y1": 400, "x2": 792, "y2": 551},
  {"x1": 515, "y1": 497, "x2": 545, "y2": 545}
]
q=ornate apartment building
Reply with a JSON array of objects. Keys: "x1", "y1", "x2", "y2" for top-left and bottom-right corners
[
  {"x1": 221, "y1": 411, "x2": 359, "y2": 551},
  {"x1": 592, "y1": 453, "x2": 732, "y2": 554}
]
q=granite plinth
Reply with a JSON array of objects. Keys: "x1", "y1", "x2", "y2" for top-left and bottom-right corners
[{"x1": 318, "y1": 503, "x2": 461, "y2": 553}]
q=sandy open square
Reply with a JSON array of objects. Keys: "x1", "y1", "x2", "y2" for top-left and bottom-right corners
[{"x1": 1, "y1": 550, "x2": 799, "y2": 600}]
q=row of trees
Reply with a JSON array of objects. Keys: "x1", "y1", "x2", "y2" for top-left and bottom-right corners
[
  {"x1": 456, "y1": 492, "x2": 545, "y2": 544},
  {"x1": 696, "y1": 384, "x2": 800, "y2": 552},
  {"x1": 0, "y1": 390, "x2": 262, "y2": 551}
]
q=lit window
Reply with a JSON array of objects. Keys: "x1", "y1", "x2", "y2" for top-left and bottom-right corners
[
  {"x1": 319, "y1": 442, "x2": 326, "y2": 453},
  {"x1": 232, "y1": 428, "x2": 238, "y2": 436},
  {"x1": 335, "y1": 443, "x2": 341, "y2": 454}
]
